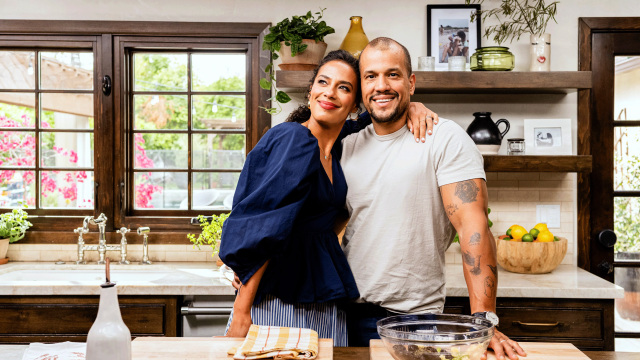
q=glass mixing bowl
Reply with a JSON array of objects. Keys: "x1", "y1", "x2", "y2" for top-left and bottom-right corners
[{"x1": 377, "y1": 314, "x2": 494, "y2": 360}]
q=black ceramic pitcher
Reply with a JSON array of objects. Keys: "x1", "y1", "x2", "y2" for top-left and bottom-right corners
[{"x1": 466, "y1": 112, "x2": 510, "y2": 145}]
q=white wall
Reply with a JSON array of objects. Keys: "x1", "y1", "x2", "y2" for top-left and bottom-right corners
[{"x1": 4, "y1": 0, "x2": 640, "y2": 264}]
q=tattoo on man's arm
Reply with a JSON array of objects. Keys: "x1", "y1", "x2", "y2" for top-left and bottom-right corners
[
  {"x1": 454, "y1": 180, "x2": 479, "y2": 204},
  {"x1": 446, "y1": 203, "x2": 458, "y2": 217},
  {"x1": 484, "y1": 276, "x2": 496, "y2": 298},
  {"x1": 462, "y1": 251, "x2": 482, "y2": 276},
  {"x1": 488, "y1": 264, "x2": 497, "y2": 277},
  {"x1": 469, "y1": 232, "x2": 481, "y2": 245}
]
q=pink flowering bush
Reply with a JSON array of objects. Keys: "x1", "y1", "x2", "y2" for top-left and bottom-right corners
[
  {"x1": 0, "y1": 113, "x2": 162, "y2": 209},
  {"x1": 134, "y1": 133, "x2": 163, "y2": 208}
]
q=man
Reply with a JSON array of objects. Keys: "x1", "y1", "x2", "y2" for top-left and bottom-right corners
[{"x1": 340, "y1": 37, "x2": 526, "y2": 360}]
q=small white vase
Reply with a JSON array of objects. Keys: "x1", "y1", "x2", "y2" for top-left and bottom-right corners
[
  {"x1": 529, "y1": 33, "x2": 551, "y2": 71},
  {"x1": 86, "y1": 284, "x2": 131, "y2": 360}
]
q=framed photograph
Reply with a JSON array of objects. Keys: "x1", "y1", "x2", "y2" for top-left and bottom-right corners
[
  {"x1": 524, "y1": 119, "x2": 573, "y2": 155},
  {"x1": 427, "y1": 4, "x2": 481, "y2": 70}
]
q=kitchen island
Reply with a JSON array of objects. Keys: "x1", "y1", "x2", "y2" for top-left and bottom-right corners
[{"x1": 1, "y1": 343, "x2": 637, "y2": 360}]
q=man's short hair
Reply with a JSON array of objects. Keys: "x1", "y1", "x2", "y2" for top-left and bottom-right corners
[{"x1": 361, "y1": 37, "x2": 412, "y2": 75}]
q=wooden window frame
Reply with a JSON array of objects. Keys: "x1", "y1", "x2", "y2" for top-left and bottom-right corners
[{"x1": 0, "y1": 21, "x2": 271, "y2": 244}]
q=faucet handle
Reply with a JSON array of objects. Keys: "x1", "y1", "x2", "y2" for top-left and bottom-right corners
[
  {"x1": 74, "y1": 227, "x2": 89, "y2": 234},
  {"x1": 116, "y1": 227, "x2": 131, "y2": 235}
]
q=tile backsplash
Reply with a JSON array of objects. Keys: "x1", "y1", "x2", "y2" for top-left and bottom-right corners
[
  {"x1": 8, "y1": 172, "x2": 576, "y2": 266},
  {"x1": 445, "y1": 172, "x2": 576, "y2": 266}
]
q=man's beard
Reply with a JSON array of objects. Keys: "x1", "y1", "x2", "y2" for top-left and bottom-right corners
[{"x1": 368, "y1": 91, "x2": 409, "y2": 124}]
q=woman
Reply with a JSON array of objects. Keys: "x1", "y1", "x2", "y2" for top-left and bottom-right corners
[{"x1": 219, "y1": 50, "x2": 438, "y2": 345}]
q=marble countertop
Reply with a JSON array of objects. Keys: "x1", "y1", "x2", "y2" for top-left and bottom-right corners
[{"x1": 0, "y1": 262, "x2": 624, "y2": 298}]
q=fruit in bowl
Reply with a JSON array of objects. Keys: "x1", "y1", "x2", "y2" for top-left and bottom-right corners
[
  {"x1": 496, "y1": 223, "x2": 567, "y2": 273},
  {"x1": 377, "y1": 314, "x2": 494, "y2": 360}
]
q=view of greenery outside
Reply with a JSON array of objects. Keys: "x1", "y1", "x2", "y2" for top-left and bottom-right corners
[
  {"x1": 614, "y1": 127, "x2": 640, "y2": 255},
  {"x1": 133, "y1": 53, "x2": 246, "y2": 209},
  {"x1": 0, "y1": 51, "x2": 95, "y2": 209}
]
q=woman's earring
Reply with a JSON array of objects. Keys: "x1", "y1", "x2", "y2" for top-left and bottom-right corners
[{"x1": 307, "y1": 99, "x2": 311, "y2": 108}]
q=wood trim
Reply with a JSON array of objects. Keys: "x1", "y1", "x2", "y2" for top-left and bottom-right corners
[
  {"x1": 0, "y1": 20, "x2": 271, "y2": 37},
  {"x1": 580, "y1": 17, "x2": 640, "y2": 31},
  {"x1": 483, "y1": 155, "x2": 592, "y2": 173}
]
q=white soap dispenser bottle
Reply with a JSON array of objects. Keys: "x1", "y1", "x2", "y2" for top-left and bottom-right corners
[{"x1": 86, "y1": 258, "x2": 132, "y2": 360}]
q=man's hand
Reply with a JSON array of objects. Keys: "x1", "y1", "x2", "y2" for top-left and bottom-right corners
[
  {"x1": 407, "y1": 102, "x2": 439, "y2": 143},
  {"x1": 484, "y1": 329, "x2": 526, "y2": 360}
]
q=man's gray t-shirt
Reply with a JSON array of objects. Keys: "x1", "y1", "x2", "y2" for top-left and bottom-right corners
[{"x1": 340, "y1": 118, "x2": 485, "y2": 314}]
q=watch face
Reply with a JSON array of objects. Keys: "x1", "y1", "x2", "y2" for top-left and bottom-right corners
[{"x1": 486, "y1": 312, "x2": 499, "y2": 326}]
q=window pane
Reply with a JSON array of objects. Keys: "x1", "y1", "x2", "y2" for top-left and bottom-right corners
[
  {"x1": 0, "y1": 51, "x2": 35, "y2": 89},
  {"x1": 134, "y1": 94, "x2": 187, "y2": 130},
  {"x1": 0, "y1": 170, "x2": 35, "y2": 208},
  {"x1": 134, "y1": 171, "x2": 186, "y2": 209},
  {"x1": 0, "y1": 95, "x2": 35, "y2": 128},
  {"x1": 192, "y1": 95, "x2": 246, "y2": 130},
  {"x1": 41, "y1": 132, "x2": 93, "y2": 168},
  {"x1": 193, "y1": 172, "x2": 240, "y2": 210},
  {"x1": 40, "y1": 93, "x2": 93, "y2": 129},
  {"x1": 134, "y1": 53, "x2": 187, "y2": 92},
  {"x1": 193, "y1": 134, "x2": 245, "y2": 170},
  {"x1": 0, "y1": 131, "x2": 35, "y2": 167},
  {"x1": 191, "y1": 53, "x2": 246, "y2": 92},
  {"x1": 40, "y1": 52, "x2": 93, "y2": 90},
  {"x1": 40, "y1": 170, "x2": 94, "y2": 209},
  {"x1": 615, "y1": 197, "x2": 640, "y2": 256},
  {"x1": 615, "y1": 338, "x2": 640, "y2": 352},
  {"x1": 615, "y1": 266, "x2": 640, "y2": 334},
  {"x1": 614, "y1": 127, "x2": 640, "y2": 191},
  {"x1": 134, "y1": 133, "x2": 187, "y2": 169}
]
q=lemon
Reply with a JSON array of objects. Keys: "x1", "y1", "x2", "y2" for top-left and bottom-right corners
[
  {"x1": 522, "y1": 234, "x2": 534, "y2": 242},
  {"x1": 534, "y1": 223, "x2": 549, "y2": 232},
  {"x1": 529, "y1": 228, "x2": 540, "y2": 239},
  {"x1": 510, "y1": 225, "x2": 528, "y2": 241},
  {"x1": 537, "y1": 230, "x2": 555, "y2": 242}
]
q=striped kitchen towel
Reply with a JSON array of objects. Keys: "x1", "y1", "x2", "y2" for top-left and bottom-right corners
[{"x1": 232, "y1": 324, "x2": 319, "y2": 360}]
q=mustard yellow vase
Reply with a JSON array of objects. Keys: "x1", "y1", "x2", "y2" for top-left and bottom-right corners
[{"x1": 339, "y1": 16, "x2": 369, "y2": 59}]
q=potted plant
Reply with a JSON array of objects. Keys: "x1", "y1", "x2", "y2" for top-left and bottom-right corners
[
  {"x1": 465, "y1": 0, "x2": 559, "y2": 71},
  {"x1": 260, "y1": 8, "x2": 335, "y2": 114},
  {"x1": 0, "y1": 208, "x2": 32, "y2": 263},
  {"x1": 188, "y1": 213, "x2": 230, "y2": 266}
]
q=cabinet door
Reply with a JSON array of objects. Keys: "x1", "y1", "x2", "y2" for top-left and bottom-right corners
[{"x1": 0, "y1": 296, "x2": 178, "y2": 344}]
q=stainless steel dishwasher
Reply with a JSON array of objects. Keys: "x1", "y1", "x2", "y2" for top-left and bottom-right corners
[{"x1": 181, "y1": 295, "x2": 235, "y2": 336}]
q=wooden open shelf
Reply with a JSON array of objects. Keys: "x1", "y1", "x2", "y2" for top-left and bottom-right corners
[
  {"x1": 276, "y1": 71, "x2": 592, "y2": 94},
  {"x1": 483, "y1": 155, "x2": 592, "y2": 172}
]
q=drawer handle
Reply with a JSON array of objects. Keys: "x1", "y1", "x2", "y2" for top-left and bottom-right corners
[
  {"x1": 181, "y1": 302, "x2": 233, "y2": 316},
  {"x1": 512, "y1": 321, "x2": 563, "y2": 330}
]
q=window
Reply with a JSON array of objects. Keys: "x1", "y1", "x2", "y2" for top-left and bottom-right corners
[{"x1": 0, "y1": 21, "x2": 271, "y2": 239}]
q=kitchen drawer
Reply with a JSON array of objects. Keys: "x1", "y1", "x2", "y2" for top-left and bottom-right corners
[
  {"x1": 0, "y1": 296, "x2": 178, "y2": 344},
  {"x1": 496, "y1": 306, "x2": 601, "y2": 339}
]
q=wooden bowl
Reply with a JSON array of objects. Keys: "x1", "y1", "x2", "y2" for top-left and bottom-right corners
[{"x1": 495, "y1": 236, "x2": 567, "y2": 274}]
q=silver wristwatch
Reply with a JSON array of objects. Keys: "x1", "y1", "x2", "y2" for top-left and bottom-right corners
[{"x1": 472, "y1": 311, "x2": 499, "y2": 326}]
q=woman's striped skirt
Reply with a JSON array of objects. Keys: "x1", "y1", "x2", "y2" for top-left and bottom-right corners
[{"x1": 225, "y1": 294, "x2": 349, "y2": 347}]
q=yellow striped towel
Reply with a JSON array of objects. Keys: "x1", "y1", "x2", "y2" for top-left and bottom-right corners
[{"x1": 232, "y1": 324, "x2": 319, "y2": 360}]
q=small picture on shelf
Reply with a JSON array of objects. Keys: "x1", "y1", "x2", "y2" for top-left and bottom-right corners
[
  {"x1": 524, "y1": 119, "x2": 572, "y2": 155},
  {"x1": 427, "y1": 4, "x2": 481, "y2": 70},
  {"x1": 534, "y1": 127, "x2": 562, "y2": 148}
]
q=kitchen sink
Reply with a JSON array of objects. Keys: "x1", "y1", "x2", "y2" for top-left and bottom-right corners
[{"x1": 0, "y1": 269, "x2": 173, "y2": 283}]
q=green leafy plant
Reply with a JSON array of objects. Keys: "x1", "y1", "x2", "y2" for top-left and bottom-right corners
[
  {"x1": 453, "y1": 208, "x2": 493, "y2": 243},
  {"x1": 465, "y1": 0, "x2": 559, "y2": 45},
  {"x1": 0, "y1": 208, "x2": 32, "y2": 243},
  {"x1": 188, "y1": 213, "x2": 230, "y2": 256},
  {"x1": 260, "y1": 8, "x2": 335, "y2": 114}
]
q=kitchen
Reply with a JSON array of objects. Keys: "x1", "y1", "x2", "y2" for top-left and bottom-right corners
[{"x1": 0, "y1": 0, "x2": 639, "y2": 359}]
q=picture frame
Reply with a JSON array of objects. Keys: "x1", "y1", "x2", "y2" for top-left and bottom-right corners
[
  {"x1": 427, "y1": 4, "x2": 481, "y2": 70},
  {"x1": 523, "y1": 119, "x2": 573, "y2": 155}
]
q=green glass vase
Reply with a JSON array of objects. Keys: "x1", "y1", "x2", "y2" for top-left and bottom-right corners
[{"x1": 470, "y1": 46, "x2": 515, "y2": 71}]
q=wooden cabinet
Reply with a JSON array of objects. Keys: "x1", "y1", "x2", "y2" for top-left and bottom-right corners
[
  {"x1": 444, "y1": 297, "x2": 614, "y2": 351},
  {"x1": 0, "y1": 296, "x2": 178, "y2": 344}
]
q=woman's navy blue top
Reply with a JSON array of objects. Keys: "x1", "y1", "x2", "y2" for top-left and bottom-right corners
[{"x1": 219, "y1": 119, "x2": 367, "y2": 304}]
